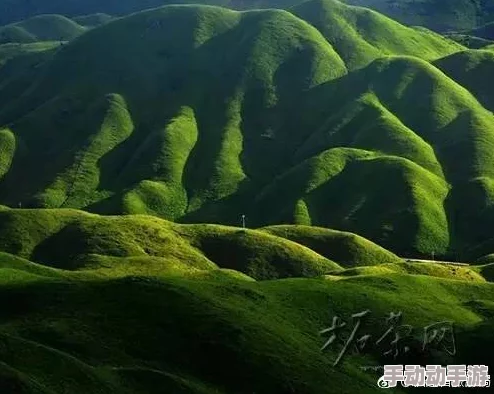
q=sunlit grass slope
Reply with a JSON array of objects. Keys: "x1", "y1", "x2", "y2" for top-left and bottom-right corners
[
  {"x1": 344, "y1": 0, "x2": 494, "y2": 31},
  {"x1": 334, "y1": 261, "x2": 487, "y2": 282},
  {"x1": 0, "y1": 14, "x2": 86, "y2": 44},
  {"x1": 256, "y1": 54, "x2": 494, "y2": 256},
  {"x1": 0, "y1": 206, "x2": 492, "y2": 393},
  {"x1": 261, "y1": 225, "x2": 401, "y2": 267},
  {"x1": 0, "y1": 5, "x2": 346, "y2": 220},
  {"x1": 0, "y1": 253, "x2": 493, "y2": 393},
  {"x1": 0, "y1": 207, "x2": 345, "y2": 279},
  {"x1": 0, "y1": 3, "x2": 493, "y2": 258},
  {"x1": 435, "y1": 49, "x2": 494, "y2": 111},
  {"x1": 293, "y1": 0, "x2": 463, "y2": 69}
]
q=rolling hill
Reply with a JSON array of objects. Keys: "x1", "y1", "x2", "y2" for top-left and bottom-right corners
[
  {"x1": 0, "y1": 0, "x2": 291, "y2": 26},
  {"x1": 0, "y1": 206, "x2": 493, "y2": 393},
  {"x1": 435, "y1": 48, "x2": 494, "y2": 111},
  {"x1": 0, "y1": 207, "x2": 349, "y2": 279},
  {"x1": 72, "y1": 13, "x2": 116, "y2": 27},
  {"x1": 1, "y1": 0, "x2": 494, "y2": 32},
  {"x1": 1, "y1": 1, "x2": 487, "y2": 258},
  {"x1": 0, "y1": 14, "x2": 86, "y2": 44},
  {"x1": 1, "y1": 2, "x2": 494, "y2": 392},
  {"x1": 345, "y1": 0, "x2": 494, "y2": 31}
]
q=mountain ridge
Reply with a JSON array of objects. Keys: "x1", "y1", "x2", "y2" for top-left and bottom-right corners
[{"x1": 0, "y1": 1, "x2": 493, "y2": 259}]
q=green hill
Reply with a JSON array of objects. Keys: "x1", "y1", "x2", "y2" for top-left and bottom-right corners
[
  {"x1": 1, "y1": 270, "x2": 492, "y2": 393},
  {"x1": 0, "y1": 207, "x2": 344, "y2": 279},
  {"x1": 0, "y1": 1, "x2": 303, "y2": 26},
  {"x1": 0, "y1": 207, "x2": 493, "y2": 393},
  {"x1": 0, "y1": 14, "x2": 86, "y2": 44},
  {"x1": 3, "y1": 3, "x2": 491, "y2": 258},
  {"x1": 293, "y1": 0, "x2": 462, "y2": 69},
  {"x1": 444, "y1": 33, "x2": 494, "y2": 49},
  {"x1": 0, "y1": 41, "x2": 60, "y2": 66},
  {"x1": 254, "y1": 53, "x2": 494, "y2": 257},
  {"x1": 344, "y1": 0, "x2": 494, "y2": 31},
  {"x1": 261, "y1": 225, "x2": 402, "y2": 267},
  {"x1": 435, "y1": 49, "x2": 494, "y2": 111},
  {"x1": 1, "y1": 3, "x2": 494, "y2": 393},
  {"x1": 72, "y1": 13, "x2": 116, "y2": 27},
  {"x1": 1, "y1": 0, "x2": 493, "y2": 32}
]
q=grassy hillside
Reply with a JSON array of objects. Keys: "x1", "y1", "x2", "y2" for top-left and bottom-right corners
[
  {"x1": 72, "y1": 13, "x2": 115, "y2": 27},
  {"x1": 435, "y1": 49, "x2": 494, "y2": 111},
  {"x1": 1, "y1": 0, "x2": 494, "y2": 33},
  {"x1": 0, "y1": 207, "x2": 344, "y2": 279},
  {"x1": 3, "y1": 3, "x2": 491, "y2": 258},
  {"x1": 0, "y1": 1, "x2": 304, "y2": 26},
  {"x1": 344, "y1": 0, "x2": 494, "y2": 31},
  {"x1": 0, "y1": 207, "x2": 493, "y2": 393},
  {"x1": 293, "y1": 0, "x2": 463, "y2": 69},
  {"x1": 0, "y1": 4, "x2": 347, "y2": 216},
  {"x1": 261, "y1": 225, "x2": 402, "y2": 266},
  {"x1": 0, "y1": 3, "x2": 494, "y2": 393},
  {"x1": 2, "y1": 268, "x2": 492, "y2": 393},
  {"x1": 0, "y1": 14, "x2": 86, "y2": 44},
  {"x1": 254, "y1": 53, "x2": 494, "y2": 257}
]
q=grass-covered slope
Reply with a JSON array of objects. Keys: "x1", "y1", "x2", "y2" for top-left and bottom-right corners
[
  {"x1": 72, "y1": 13, "x2": 115, "y2": 27},
  {"x1": 0, "y1": 5, "x2": 347, "y2": 217},
  {"x1": 255, "y1": 54, "x2": 494, "y2": 257},
  {"x1": 0, "y1": 209, "x2": 492, "y2": 393},
  {"x1": 293, "y1": 0, "x2": 463, "y2": 69},
  {"x1": 344, "y1": 0, "x2": 494, "y2": 31},
  {"x1": 435, "y1": 49, "x2": 494, "y2": 111},
  {"x1": 261, "y1": 225, "x2": 401, "y2": 267},
  {"x1": 0, "y1": 1, "x2": 305, "y2": 26},
  {"x1": 2, "y1": 3, "x2": 494, "y2": 257},
  {"x1": 0, "y1": 207, "x2": 345, "y2": 279},
  {"x1": 0, "y1": 14, "x2": 86, "y2": 44},
  {"x1": 1, "y1": 0, "x2": 493, "y2": 33},
  {"x1": 0, "y1": 238, "x2": 493, "y2": 393}
]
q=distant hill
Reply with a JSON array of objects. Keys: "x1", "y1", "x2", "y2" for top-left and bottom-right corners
[
  {"x1": 293, "y1": 0, "x2": 462, "y2": 69},
  {"x1": 1, "y1": 0, "x2": 493, "y2": 32},
  {"x1": 0, "y1": 14, "x2": 86, "y2": 44},
  {"x1": 72, "y1": 13, "x2": 115, "y2": 27},
  {"x1": 0, "y1": 0, "x2": 301, "y2": 26},
  {"x1": 345, "y1": 0, "x2": 494, "y2": 31},
  {"x1": 445, "y1": 33, "x2": 494, "y2": 49},
  {"x1": 467, "y1": 20, "x2": 494, "y2": 40}
]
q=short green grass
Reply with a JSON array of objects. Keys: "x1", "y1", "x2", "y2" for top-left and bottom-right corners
[
  {"x1": 1, "y1": 257, "x2": 493, "y2": 393},
  {"x1": 0, "y1": 208, "x2": 345, "y2": 280}
]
